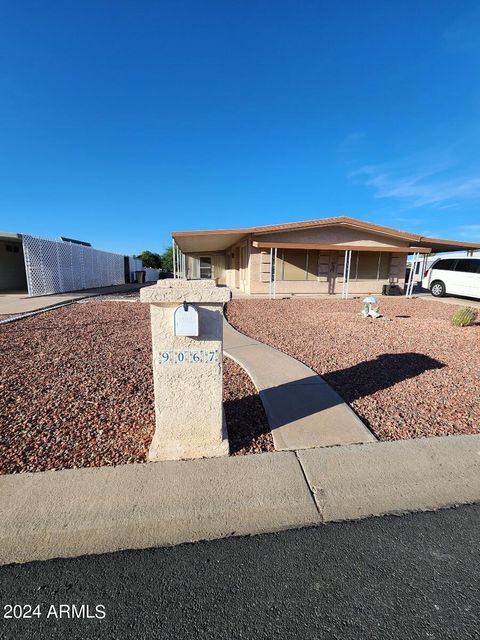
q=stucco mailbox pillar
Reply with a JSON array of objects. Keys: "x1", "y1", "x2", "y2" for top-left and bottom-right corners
[{"x1": 140, "y1": 279, "x2": 231, "y2": 461}]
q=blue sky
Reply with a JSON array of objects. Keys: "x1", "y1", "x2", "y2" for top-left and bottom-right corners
[{"x1": 1, "y1": 1, "x2": 480, "y2": 255}]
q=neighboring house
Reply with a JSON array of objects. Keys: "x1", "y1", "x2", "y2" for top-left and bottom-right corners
[
  {"x1": 0, "y1": 232, "x2": 127, "y2": 296},
  {"x1": 172, "y1": 216, "x2": 480, "y2": 296}
]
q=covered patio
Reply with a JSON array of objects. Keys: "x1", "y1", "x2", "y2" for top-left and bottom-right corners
[{"x1": 171, "y1": 217, "x2": 480, "y2": 297}]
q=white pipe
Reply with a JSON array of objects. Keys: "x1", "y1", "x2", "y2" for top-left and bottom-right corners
[
  {"x1": 342, "y1": 251, "x2": 348, "y2": 298},
  {"x1": 172, "y1": 239, "x2": 176, "y2": 279},
  {"x1": 273, "y1": 248, "x2": 277, "y2": 299},
  {"x1": 345, "y1": 250, "x2": 352, "y2": 299},
  {"x1": 406, "y1": 252, "x2": 418, "y2": 298},
  {"x1": 269, "y1": 248, "x2": 273, "y2": 298}
]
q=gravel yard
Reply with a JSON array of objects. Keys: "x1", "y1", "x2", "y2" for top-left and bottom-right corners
[
  {"x1": 226, "y1": 298, "x2": 480, "y2": 440},
  {"x1": 0, "y1": 302, "x2": 271, "y2": 475}
]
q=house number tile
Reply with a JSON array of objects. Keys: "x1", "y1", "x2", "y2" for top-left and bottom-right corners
[{"x1": 159, "y1": 349, "x2": 219, "y2": 365}]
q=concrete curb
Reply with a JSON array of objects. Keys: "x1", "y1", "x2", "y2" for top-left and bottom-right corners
[
  {"x1": 1, "y1": 435, "x2": 479, "y2": 566},
  {"x1": 0, "y1": 451, "x2": 319, "y2": 566},
  {"x1": 298, "y1": 434, "x2": 480, "y2": 521}
]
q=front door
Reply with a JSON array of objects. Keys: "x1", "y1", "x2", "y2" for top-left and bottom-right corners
[
  {"x1": 328, "y1": 252, "x2": 339, "y2": 294},
  {"x1": 199, "y1": 256, "x2": 212, "y2": 279},
  {"x1": 240, "y1": 245, "x2": 247, "y2": 291},
  {"x1": 234, "y1": 248, "x2": 240, "y2": 288}
]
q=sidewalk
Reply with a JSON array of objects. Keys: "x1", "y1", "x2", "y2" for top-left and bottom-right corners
[
  {"x1": 1, "y1": 435, "x2": 479, "y2": 565},
  {"x1": 223, "y1": 319, "x2": 376, "y2": 450}
]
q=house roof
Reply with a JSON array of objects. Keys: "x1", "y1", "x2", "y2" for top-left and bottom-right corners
[{"x1": 172, "y1": 216, "x2": 480, "y2": 253}]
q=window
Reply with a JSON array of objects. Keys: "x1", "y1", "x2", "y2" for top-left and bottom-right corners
[
  {"x1": 454, "y1": 259, "x2": 480, "y2": 274},
  {"x1": 434, "y1": 259, "x2": 456, "y2": 271},
  {"x1": 199, "y1": 256, "x2": 212, "y2": 279},
  {"x1": 5, "y1": 244, "x2": 19, "y2": 253},
  {"x1": 306, "y1": 250, "x2": 319, "y2": 280},
  {"x1": 281, "y1": 250, "x2": 307, "y2": 280},
  {"x1": 354, "y1": 252, "x2": 390, "y2": 280}
]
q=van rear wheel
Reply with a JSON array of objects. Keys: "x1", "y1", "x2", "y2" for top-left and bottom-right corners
[{"x1": 431, "y1": 281, "x2": 446, "y2": 297}]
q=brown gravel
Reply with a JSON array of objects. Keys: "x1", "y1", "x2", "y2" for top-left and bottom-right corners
[
  {"x1": 226, "y1": 298, "x2": 480, "y2": 441},
  {"x1": 0, "y1": 303, "x2": 271, "y2": 475}
]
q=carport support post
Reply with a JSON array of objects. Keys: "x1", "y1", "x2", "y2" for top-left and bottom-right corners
[
  {"x1": 406, "y1": 252, "x2": 419, "y2": 298},
  {"x1": 140, "y1": 279, "x2": 231, "y2": 461}
]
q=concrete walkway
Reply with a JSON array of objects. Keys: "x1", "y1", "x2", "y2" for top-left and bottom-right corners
[
  {"x1": 1, "y1": 434, "x2": 479, "y2": 565},
  {"x1": 223, "y1": 319, "x2": 376, "y2": 450},
  {"x1": 0, "y1": 284, "x2": 148, "y2": 316}
]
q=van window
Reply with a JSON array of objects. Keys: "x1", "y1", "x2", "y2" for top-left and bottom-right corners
[
  {"x1": 434, "y1": 259, "x2": 456, "y2": 271},
  {"x1": 455, "y1": 259, "x2": 480, "y2": 274}
]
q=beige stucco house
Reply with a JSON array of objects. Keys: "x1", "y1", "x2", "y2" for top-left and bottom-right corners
[{"x1": 172, "y1": 216, "x2": 480, "y2": 296}]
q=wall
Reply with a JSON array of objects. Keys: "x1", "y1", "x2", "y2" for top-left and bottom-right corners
[
  {"x1": 255, "y1": 225, "x2": 410, "y2": 247},
  {"x1": 0, "y1": 240, "x2": 27, "y2": 291}
]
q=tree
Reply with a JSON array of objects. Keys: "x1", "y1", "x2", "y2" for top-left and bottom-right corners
[
  {"x1": 135, "y1": 250, "x2": 162, "y2": 269},
  {"x1": 160, "y1": 246, "x2": 174, "y2": 272}
]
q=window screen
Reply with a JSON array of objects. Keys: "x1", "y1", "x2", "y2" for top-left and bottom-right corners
[
  {"x1": 281, "y1": 250, "x2": 307, "y2": 280},
  {"x1": 306, "y1": 250, "x2": 319, "y2": 280},
  {"x1": 356, "y1": 252, "x2": 376, "y2": 279}
]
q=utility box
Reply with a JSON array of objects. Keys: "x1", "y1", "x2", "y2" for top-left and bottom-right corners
[{"x1": 140, "y1": 279, "x2": 231, "y2": 461}]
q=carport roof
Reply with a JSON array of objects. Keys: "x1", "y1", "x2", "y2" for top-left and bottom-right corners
[
  {"x1": 172, "y1": 216, "x2": 480, "y2": 254},
  {"x1": 0, "y1": 231, "x2": 22, "y2": 242}
]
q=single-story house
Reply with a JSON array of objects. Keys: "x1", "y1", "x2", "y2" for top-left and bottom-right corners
[{"x1": 172, "y1": 216, "x2": 480, "y2": 296}]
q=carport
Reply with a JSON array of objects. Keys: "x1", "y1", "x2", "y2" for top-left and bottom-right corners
[{"x1": 0, "y1": 232, "x2": 27, "y2": 293}]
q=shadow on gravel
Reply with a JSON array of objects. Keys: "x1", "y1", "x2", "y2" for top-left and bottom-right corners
[
  {"x1": 324, "y1": 352, "x2": 446, "y2": 403},
  {"x1": 225, "y1": 393, "x2": 272, "y2": 455},
  {"x1": 256, "y1": 353, "x2": 446, "y2": 429}
]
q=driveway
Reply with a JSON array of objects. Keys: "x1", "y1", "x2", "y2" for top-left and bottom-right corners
[
  {"x1": 0, "y1": 284, "x2": 148, "y2": 316},
  {"x1": 416, "y1": 291, "x2": 480, "y2": 309}
]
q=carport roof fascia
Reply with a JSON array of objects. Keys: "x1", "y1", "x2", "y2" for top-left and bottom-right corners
[
  {"x1": 0, "y1": 231, "x2": 22, "y2": 241},
  {"x1": 172, "y1": 216, "x2": 480, "y2": 253}
]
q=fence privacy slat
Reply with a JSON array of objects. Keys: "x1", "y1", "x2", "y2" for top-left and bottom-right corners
[{"x1": 22, "y1": 235, "x2": 125, "y2": 296}]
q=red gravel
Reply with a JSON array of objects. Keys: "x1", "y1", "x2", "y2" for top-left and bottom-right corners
[
  {"x1": 0, "y1": 303, "x2": 271, "y2": 475},
  {"x1": 226, "y1": 298, "x2": 480, "y2": 441}
]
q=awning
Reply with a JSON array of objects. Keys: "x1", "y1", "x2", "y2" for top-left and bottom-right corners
[{"x1": 252, "y1": 241, "x2": 432, "y2": 253}]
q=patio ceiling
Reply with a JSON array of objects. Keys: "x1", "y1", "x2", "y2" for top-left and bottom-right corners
[{"x1": 172, "y1": 231, "x2": 248, "y2": 253}]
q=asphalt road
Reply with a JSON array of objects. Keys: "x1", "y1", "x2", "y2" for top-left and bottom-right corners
[{"x1": 0, "y1": 505, "x2": 479, "y2": 640}]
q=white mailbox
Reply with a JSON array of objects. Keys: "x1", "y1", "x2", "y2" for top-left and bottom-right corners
[{"x1": 173, "y1": 303, "x2": 199, "y2": 337}]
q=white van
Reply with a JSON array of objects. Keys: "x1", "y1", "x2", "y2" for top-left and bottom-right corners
[{"x1": 422, "y1": 257, "x2": 480, "y2": 298}]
